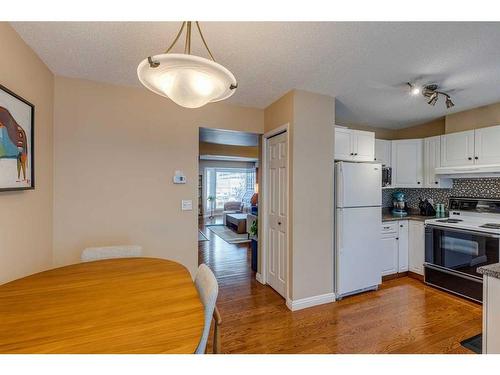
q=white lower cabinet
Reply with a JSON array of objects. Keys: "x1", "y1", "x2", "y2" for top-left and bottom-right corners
[
  {"x1": 380, "y1": 220, "x2": 408, "y2": 276},
  {"x1": 408, "y1": 221, "x2": 425, "y2": 275},
  {"x1": 483, "y1": 275, "x2": 500, "y2": 353}
]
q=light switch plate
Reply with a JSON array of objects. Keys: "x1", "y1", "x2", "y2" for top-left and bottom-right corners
[{"x1": 181, "y1": 200, "x2": 193, "y2": 211}]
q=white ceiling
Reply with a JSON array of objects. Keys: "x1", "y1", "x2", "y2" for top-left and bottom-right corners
[{"x1": 11, "y1": 22, "x2": 500, "y2": 128}]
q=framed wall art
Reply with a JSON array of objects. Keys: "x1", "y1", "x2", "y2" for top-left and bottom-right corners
[{"x1": 0, "y1": 84, "x2": 34, "y2": 191}]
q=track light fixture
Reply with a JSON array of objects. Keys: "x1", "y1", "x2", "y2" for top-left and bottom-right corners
[{"x1": 407, "y1": 82, "x2": 455, "y2": 109}]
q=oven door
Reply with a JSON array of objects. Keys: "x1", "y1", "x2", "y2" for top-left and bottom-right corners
[{"x1": 425, "y1": 225, "x2": 500, "y2": 278}]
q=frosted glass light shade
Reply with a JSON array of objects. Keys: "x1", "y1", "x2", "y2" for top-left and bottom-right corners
[{"x1": 137, "y1": 54, "x2": 237, "y2": 108}]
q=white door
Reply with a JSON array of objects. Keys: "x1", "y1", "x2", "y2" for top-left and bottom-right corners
[
  {"x1": 424, "y1": 136, "x2": 452, "y2": 188},
  {"x1": 334, "y1": 127, "x2": 353, "y2": 161},
  {"x1": 397, "y1": 221, "x2": 409, "y2": 272},
  {"x1": 336, "y1": 207, "x2": 381, "y2": 296},
  {"x1": 266, "y1": 132, "x2": 288, "y2": 298},
  {"x1": 391, "y1": 139, "x2": 423, "y2": 188},
  {"x1": 375, "y1": 139, "x2": 391, "y2": 167},
  {"x1": 440, "y1": 130, "x2": 475, "y2": 167},
  {"x1": 352, "y1": 130, "x2": 375, "y2": 162},
  {"x1": 475, "y1": 125, "x2": 500, "y2": 165},
  {"x1": 409, "y1": 221, "x2": 425, "y2": 275},
  {"x1": 380, "y1": 235, "x2": 398, "y2": 276},
  {"x1": 336, "y1": 162, "x2": 381, "y2": 208}
]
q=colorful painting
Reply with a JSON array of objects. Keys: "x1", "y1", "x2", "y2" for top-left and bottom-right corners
[{"x1": 0, "y1": 84, "x2": 34, "y2": 191}]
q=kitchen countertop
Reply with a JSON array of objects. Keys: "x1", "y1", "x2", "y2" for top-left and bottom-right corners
[
  {"x1": 382, "y1": 209, "x2": 447, "y2": 223},
  {"x1": 478, "y1": 263, "x2": 500, "y2": 280}
]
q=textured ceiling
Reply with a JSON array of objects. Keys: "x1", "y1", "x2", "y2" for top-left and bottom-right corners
[{"x1": 11, "y1": 22, "x2": 500, "y2": 128}]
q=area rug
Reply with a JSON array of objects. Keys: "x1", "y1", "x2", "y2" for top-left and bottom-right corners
[
  {"x1": 208, "y1": 225, "x2": 250, "y2": 244},
  {"x1": 198, "y1": 230, "x2": 209, "y2": 242},
  {"x1": 460, "y1": 333, "x2": 482, "y2": 354}
]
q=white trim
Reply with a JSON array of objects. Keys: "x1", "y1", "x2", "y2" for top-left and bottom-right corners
[
  {"x1": 285, "y1": 293, "x2": 336, "y2": 311},
  {"x1": 255, "y1": 272, "x2": 264, "y2": 284},
  {"x1": 261, "y1": 123, "x2": 290, "y2": 301}
]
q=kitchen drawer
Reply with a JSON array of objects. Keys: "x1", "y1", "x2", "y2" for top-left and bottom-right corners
[{"x1": 381, "y1": 222, "x2": 398, "y2": 234}]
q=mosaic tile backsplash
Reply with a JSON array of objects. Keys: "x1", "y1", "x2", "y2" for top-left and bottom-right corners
[{"x1": 382, "y1": 178, "x2": 500, "y2": 209}]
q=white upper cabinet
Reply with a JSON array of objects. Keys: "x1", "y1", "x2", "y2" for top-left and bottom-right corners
[
  {"x1": 474, "y1": 125, "x2": 500, "y2": 165},
  {"x1": 391, "y1": 139, "x2": 423, "y2": 188},
  {"x1": 334, "y1": 127, "x2": 353, "y2": 161},
  {"x1": 375, "y1": 139, "x2": 391, "y2": 167},
  {"x1": 424, "y1": 136, "x2": 452, "y2": 188},
  {"x1": 334, "y1": 127, "x2": 374, "y2": 162},
  {"x1": 352, "y1": 130, "x2": 375, "y2": 162},
  {"x1": 440, "y1": 130, "x2": 475, "y2": 167}
]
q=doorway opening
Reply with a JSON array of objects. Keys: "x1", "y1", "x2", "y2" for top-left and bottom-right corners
[{"x1": 198, "y1": 127, "x2": 261, "y2": 286}]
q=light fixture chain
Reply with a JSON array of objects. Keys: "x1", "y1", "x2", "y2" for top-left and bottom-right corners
[
  {"x1": 195, "y1": 21, "x2": 216, "y2": 61},
  {"x1": 165, "y1": 21, "x2": 186, "y2": 54},
  {"x1": 184, "y1": 21, "x2": 192, "y2": 54}
]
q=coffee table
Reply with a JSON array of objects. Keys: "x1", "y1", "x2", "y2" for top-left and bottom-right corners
[{"x1": 225, "y1": 213, "x2": 247, "y2": 234}]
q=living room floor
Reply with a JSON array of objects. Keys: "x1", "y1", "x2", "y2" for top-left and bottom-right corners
[{"x1": 198, "y1": 219, "x2": 482, "y2": 354}]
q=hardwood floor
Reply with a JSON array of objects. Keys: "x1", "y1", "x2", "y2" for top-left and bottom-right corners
[{"x1": 198, "y1": 219, "x2": 482, "y2": 354}]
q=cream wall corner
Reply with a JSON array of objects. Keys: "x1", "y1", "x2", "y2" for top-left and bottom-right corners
[
  {"x1": 0, "y1": 23, "x2": 54, "y2": 283},
  {"x1": 52, "y1": 76, "x2": 263, "y2": 275}
]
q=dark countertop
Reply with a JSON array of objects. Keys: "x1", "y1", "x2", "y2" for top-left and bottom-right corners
[
  {"x1": 382, "y1": 208, "x2": 447, "y2": 223},
  {"x1": 478, "y1": 263, "x2": 500, "y2": 280}
]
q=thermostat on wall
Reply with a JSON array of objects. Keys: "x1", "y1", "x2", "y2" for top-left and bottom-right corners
[{"x1": 173, "y1": 170, "x2": 187, "y2": 184}]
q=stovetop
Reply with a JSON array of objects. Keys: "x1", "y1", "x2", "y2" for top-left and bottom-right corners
[{"x1": 425, "y1": 197, "x2": 500, "y2": 234}]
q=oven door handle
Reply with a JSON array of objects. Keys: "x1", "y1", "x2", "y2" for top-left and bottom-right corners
[{"x1": 425, "y1": 224, "x2": 500, "y2": 239}]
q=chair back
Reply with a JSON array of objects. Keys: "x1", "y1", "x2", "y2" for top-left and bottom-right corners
[
  {"x1": 194, "y1": 264, "x2": 219, "y2": 354},
  {"x1": 223, "y1": 201, "x2": 243, "y2": 212},
  {"x1": 81, "y1": 245, "x2": 143, "y2": 262}
]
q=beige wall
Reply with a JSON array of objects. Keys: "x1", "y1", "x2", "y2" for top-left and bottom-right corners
[
  {"x1": 199, "y1": 142, "x2": 258, "y2": 158},
  {"x1": 264, "y1": 90, "x2": 334, "y2": 302},
  {"x1": 345, "y1": 123, "x2": 396, "y2": 139},
  {"x1": 445, "y1": 102, "x2": 500, "y2": 134},
  {"x1": 393, "y1": 117, "x2": 445, "y2": 139},
  {"x1": 0, "y1": 23, "x2": 54, "y2": 283},
  {"x1": 53, "y1": 76, "x2": 263, "y2": 275},
  {"x1": 291, "y1": 90, "x2": 335, "y2": 301}
]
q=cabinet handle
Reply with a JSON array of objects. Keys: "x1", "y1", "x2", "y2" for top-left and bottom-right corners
[
  {"x1": 350, "y1": 153, "x2": 354, "y2": 155},
  {"x1": 435, "y1": 181, "x2": 439, "y2": 184},
  {"x1": 417, "y1": 181, "x2": 421, "y2": 184},
  {"x1": 468, "y1": 157, "x2": 472, "y2": 160},
  {"x1": 475, "y1": 156, "x2": 479, "y2": 160},
  {"x1": 400, "y1": 224, "x2": 403, "y2": 227},
  {"x1": 396, "y1": 237, "x2": 399, "y2": 240},
  {"x1": 354, "y1": 153, "x2": 358, "y2": 156}
]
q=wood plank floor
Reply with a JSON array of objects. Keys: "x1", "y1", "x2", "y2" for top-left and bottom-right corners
[{"x1": 199, "y1": 219, "x2": 482, "y2": 354}]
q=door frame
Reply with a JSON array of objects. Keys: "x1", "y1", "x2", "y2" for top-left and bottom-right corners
[{"x1": 260, "y1": 123, "x2": 290, "y2": 303}]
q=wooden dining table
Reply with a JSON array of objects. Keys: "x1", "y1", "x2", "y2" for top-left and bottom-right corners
[{"x1": 0, "y1": 257, "x2": 205, "y2": 353}]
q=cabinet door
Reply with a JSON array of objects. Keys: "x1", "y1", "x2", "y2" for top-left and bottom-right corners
[
  {"x1": 391, "y1": 139, "x2": 423, "y2": 188},
  {"x1": 375, "y1": 139, "x2": 391, "y2": 167},
  {"x1": 398, "y1": 221, "x2": 409, "y2": 272},
  {"x1": 352, "y1": 130, "x2": 375, "y2": 162},
  {"x1": 485, "y1": 276, "x2": 500, "y2": 354},
  {"x1": 408, "y1": 221, "x2": 425, "y2": 275},
  {"x1": 440, "y1": 130, "x2": 475, "y2": 167},
  {"x1": 424, "y1": 136, "x2": 452, "y2": 188},
  {"x1": 475, "y1": 125, "x2": 500, "y2": 165},
  {"x1": 334, "y1": 127, "x2": 353, "y2": 161},
  {"x1": 380, "y1": 235, "x2": 398, "y2": 276}
]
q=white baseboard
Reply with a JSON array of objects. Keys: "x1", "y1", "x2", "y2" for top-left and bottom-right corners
[
  {"x1": 286, "y1": 292, "x2": 336, "y2": 311},
  {"x1": 255, "y1": 273, "x2": 264, "y2": 284}
]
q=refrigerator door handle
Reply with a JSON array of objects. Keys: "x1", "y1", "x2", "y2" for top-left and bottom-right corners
[{"x1": 337, "y1": 162, "x2": 343, "y2": 208}]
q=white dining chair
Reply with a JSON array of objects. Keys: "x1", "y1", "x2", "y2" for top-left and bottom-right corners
[
  {"x1": 80, "y1": 245, "x2": 143, "y2": 262},
  {"x1": 194, "y1": 263, "x2": 220, "y2": 354}
]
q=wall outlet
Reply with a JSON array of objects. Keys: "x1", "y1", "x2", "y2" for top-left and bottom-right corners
[{"x1": 181, "y1": 200, "x2": 193, "y2": 211}]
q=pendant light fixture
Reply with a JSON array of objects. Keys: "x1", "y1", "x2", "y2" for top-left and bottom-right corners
[{"x1": 137, "y1": 22, "x2": 238, "y2": 108}]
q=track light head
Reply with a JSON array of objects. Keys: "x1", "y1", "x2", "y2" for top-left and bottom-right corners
[
  {"x1": 445, "y1": 96, "x2": 455, "y2": 109},
  {"x1": 427, "y1": 92, "x2": 438, "y2": 106}
]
